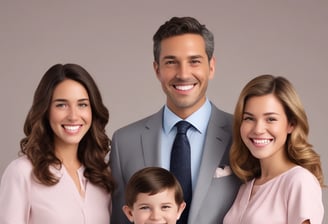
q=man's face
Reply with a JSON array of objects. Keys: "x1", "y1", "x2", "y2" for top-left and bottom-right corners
[{"x1": 154, "y1": 34, "x2": 215, "y2": 119}]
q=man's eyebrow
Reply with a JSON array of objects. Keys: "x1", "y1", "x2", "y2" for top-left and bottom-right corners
[
  {"x1": 189, "y1": 55, "x2": 203, "y2": 59},
  {"x1": 162, "y1": 55, "x2": 204, "y2": 60},
  {"x1": 162, "y1": 55, "x2": 176, "y2": 60}
]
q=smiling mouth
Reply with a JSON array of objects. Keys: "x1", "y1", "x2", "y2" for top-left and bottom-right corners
[
  {"x1": 63, "y1": 125, "x2": 81, "y2": 133},
  {"x1": 251, "y1": 138, "x2": 273, "y2": 145},
  {"x1": 174, "y1": 84, "x2": 195, "y2": 91}
]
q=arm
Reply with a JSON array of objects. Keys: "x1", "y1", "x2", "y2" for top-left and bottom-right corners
[
  {"x1": 0, "y1": 158, "x2": 30, "y2": 224},
  {"x1": 287, "y1": 168, "x2": 324, "y2": 224},
  {"x1": 109, "y1": 131, "x2": 130, "y2": 224}
]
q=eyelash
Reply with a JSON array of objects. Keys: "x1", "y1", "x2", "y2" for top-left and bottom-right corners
[
  {"x1": 242, "y1": 116, "x2": 277, "y2": 122},
  {"x1": 164, "y1": 60, "x2": 201, "y2": 65},
  {"x1": 55, "y1": 103, "x2": 89, "y2": 108}
]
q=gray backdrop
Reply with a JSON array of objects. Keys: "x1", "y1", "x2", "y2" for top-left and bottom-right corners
[{"x1": 1, "y1": 0, "x2": 327, "y2": 222}]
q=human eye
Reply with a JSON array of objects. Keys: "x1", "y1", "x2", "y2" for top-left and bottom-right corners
[
  {"x1": 161, "y1": 205, "x2": 172, "y2": 210},
  {"x1": 242, "y1": 115, "x2": 253, "y2": 121},
  {"x1": 267, "y1": 116, "x2": 277, "y2": 122},
  {"x1": 78, "y1": 100, "x2": 90, "y2": 108},
  {"x1": 139, "y1": 205, "x2": 150, "y2": 210},
  {"x1": 78, "y1": 103, "x2": 89, "y2": 108},
  {"x1": 190, "y1": 59, "x2": 201, "y2": 64},
  {"x1": 55, "y1": 103, "x2": 67, "y2": 109},
  {"x1": 164, "y1": 60, "x2": 176, "y2": 65}
]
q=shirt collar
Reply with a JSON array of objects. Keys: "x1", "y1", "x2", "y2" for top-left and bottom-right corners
[{"x1": 163, "y1": 99, "x2": 212, "y2": 134}]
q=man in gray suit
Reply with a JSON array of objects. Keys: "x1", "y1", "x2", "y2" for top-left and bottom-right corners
[{"x1": 110, "y1": 16, "x2": 241, "y2": 224}]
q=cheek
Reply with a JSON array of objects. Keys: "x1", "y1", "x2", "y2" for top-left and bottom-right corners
[
  {"x1": 240, "y1": 123, "x2": 249, "y2": 138},
  {"x1": 48, "y1": 111, "x2": 61, "y2": 126},
  {"x1": 82, "y1": 109, "x2": 92, "y2": 122},
  {"x1": 131, "y1": 211, "x2": 149, "y2": 222}
]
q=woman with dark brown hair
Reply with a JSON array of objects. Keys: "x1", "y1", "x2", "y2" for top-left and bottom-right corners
[{"x1": 0, "y1": 63, "x2": 115, "y2": 224}]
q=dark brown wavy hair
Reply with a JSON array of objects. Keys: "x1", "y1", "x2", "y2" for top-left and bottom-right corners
[
  {"x1": 20, "y1": 63, "x2": 115, "y2": 193},
  {"x1": 230, "y1": 74, "x2": 324, "y2": 187}
]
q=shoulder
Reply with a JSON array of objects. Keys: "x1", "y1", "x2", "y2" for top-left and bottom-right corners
[
  {"x1": 283, "y1": 166, "x2": 324, "y2": 222},
  {"x1": 112, "y1": 108, "x2": 163, "y2": 137},
  {"x1": 280, "y1": 166, "x2": 322, "y2": 198},
  {"x1": 1, "y1": 156, "x2": 33, "y2": 183},
  {"x1": 5, "y1": 156, "x2": 32, "y2": 172},
  {"x1": 210, "y1": 103, "x2": 233, "y2": 118},
  {"x1": 210, "y1": 103, "x2": 233, "y2": 126},
  {"x1": 284, "y1": 166, "x2": 319, "y2": 185}
]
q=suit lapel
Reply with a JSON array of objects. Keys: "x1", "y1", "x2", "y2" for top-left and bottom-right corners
[
  {"x1": 188, "y1": 106, "x2": 232, "y2": 222},
  {"x1": 141, "y1": 108, "x2": 164, "y2": 167}
]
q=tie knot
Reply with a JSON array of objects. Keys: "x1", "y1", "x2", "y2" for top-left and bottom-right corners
[{"x1": 175, "y1": 121, "x2": 192, "y2": 134}]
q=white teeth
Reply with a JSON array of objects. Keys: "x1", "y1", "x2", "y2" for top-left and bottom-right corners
[
  {"x1": 64, "y1": 126, "x2": 80, "y2": 131},
  {"x1": 175, "y1": 84, "x2": 194, "y2": 91},
  {"x1": 253, "y1": 139, "x2": 271, "y2": 144}
]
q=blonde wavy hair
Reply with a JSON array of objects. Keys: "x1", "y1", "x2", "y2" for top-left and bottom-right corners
[{"x1": 230, "y1": 74, "x2": 324, "y2": 187}]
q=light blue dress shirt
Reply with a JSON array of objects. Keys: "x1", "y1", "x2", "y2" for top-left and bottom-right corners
[{"x1": 160, "y1": 99, "x2": 212, "y2": 190}]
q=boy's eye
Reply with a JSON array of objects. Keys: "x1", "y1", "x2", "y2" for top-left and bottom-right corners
[
  {"x1": 139, "y1": 206, "x2": 150, "y2": 210},
  {"x1": 162, "y1": 205, "x2": 171, "y2": 210}
]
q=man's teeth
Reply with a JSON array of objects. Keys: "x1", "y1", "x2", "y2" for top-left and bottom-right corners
[
  {"x1": 64, "y1": 126, "x2": 80, "y2": 131},
  {"x1": 175, "y1": 84, "x2": 194, "y2": 91},
  {"x1": 253, "y1": 139, "x2": 271, "y2": 144}
]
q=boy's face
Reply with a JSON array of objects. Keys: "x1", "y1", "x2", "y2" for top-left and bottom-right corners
[{"x1": 123, "y1": 188, "x2": 186, "y2": 224}]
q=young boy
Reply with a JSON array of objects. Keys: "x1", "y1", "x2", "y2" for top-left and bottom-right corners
[{"x1": 122, "y1": 167, "x2": 186, "y2": 224}]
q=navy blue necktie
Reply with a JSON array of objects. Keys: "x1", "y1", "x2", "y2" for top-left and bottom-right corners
[{"x1": 170, "y1": 120, "x2": 192, "y2": 224}]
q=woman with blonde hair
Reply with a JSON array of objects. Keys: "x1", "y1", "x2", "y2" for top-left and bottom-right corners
[{"x1": 224, "y1": 74, "x2": 324, "y2": 223}]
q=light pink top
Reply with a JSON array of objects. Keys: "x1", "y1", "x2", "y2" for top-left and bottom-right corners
[
  {"x1": 0, "y1": 156, "x2": 111, "y2": 224},
  {"x1": 223, "y1": 166, "x2": 323, "y2": 224}
]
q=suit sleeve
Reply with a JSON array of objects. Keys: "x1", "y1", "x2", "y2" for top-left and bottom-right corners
[{"x1": 109, "y1": 131, "x2": 130, "y2": 224}]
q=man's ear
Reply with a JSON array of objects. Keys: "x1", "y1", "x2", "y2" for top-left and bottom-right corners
[
  {"x1": 208, "y1": 56, "x2": 216, "y2": 80},
  {"x1": 153, "y1": 61, "x2": 160, "y2": 78},
  {"x1": 122, "y1": 205, "x2": 134, "y2": 222}
]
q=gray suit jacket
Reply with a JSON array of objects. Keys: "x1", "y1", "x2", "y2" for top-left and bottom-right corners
[{"x1": 110, "y1": 103, "x2": 241, "y2": 224}]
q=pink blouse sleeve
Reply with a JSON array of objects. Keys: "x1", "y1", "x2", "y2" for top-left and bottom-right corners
[
  {"x1": 286, "y1": 169, "x2": 324, "y2": 224},
  {"x1": 0, "y1": 158, "x2": 31, "y2": 224}
]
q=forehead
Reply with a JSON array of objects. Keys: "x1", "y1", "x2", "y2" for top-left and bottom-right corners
[
  {"x1": 244, "y1": 94, "x2": 285, "y2": 114},
  {"x1": 134, "y1": 188, "x2": 176, "y2": 205},
  {"x1": 52, "y1": 79, "x2": 88, "y2": 99},
  {"x1": 159, "y1": 34, "x2": 206, "y2": 59}
]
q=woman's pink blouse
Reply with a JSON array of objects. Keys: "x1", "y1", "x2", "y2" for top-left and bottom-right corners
[
  {"x1": 224, "y1": 166, "x2": 323, "y2": 224},
  {"x1": 0, "y1": 156, "x2": 111, "y2": 224}
]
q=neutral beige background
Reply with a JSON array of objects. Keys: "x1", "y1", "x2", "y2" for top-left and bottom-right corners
[{"x1": 1, "y1": 0, "x2": 327, "y2": 221}]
